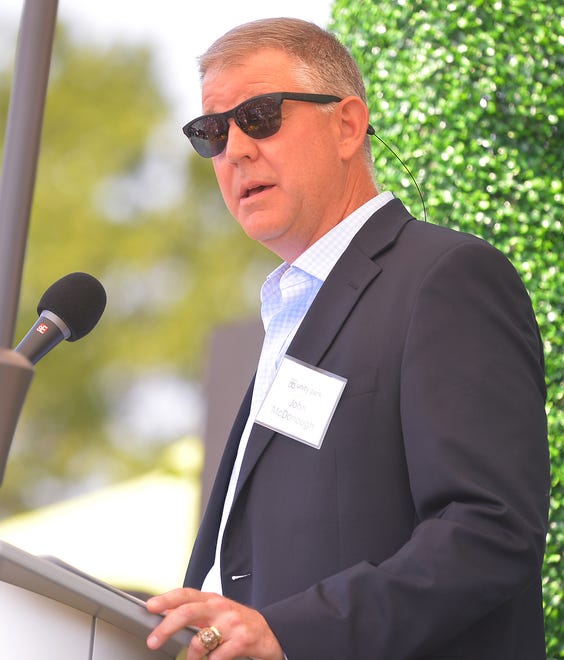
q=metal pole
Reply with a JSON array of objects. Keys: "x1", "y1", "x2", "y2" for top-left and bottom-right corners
[{"x1": 0, "y1": 0, "x2": 59, "y2": 348}]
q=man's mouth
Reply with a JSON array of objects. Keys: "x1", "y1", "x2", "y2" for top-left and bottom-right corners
[{"x1": 242, "y1": 184, "x2": 273, "y2": 199}]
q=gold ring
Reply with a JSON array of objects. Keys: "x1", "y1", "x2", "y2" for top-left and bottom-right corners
[{"x1": 197, "y1": 626, "x2": 222, "y2": 652}]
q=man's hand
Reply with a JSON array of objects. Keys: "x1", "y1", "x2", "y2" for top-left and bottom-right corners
[{"x1": 146, "y1": 588, "x2": 284, "y2": 660}]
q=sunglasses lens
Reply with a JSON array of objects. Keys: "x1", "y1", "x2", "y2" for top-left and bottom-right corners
[
  {"x1": 236, "y1": 96, "x2": 282, "y2": 139},
  {"x1": 183, "y1": 95, "x2": 283, "y2": 157},
  {"x1": 185, "y1": 115, "x2": 229, "y2": 158}
]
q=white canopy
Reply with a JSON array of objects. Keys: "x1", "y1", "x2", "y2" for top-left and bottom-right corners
[{"x1": 0, "y1": 438, "x2": 203, "y2": 596}]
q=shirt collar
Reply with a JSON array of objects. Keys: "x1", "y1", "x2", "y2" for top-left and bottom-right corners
[
  {"x1": 292, "y1": 191, "x2": 394, "y2": 282},
  {"x1": 261, "y1": 191, "x2": 394, "y2": 303}
]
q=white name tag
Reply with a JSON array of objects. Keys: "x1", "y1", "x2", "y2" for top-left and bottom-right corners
[{"x1": 255, "y1": 356, "x2": 347, "y2": 449}]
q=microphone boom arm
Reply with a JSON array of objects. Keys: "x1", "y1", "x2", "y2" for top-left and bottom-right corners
[{"x1": 0, "y1": 348, "x2": 34, "y2": 486}]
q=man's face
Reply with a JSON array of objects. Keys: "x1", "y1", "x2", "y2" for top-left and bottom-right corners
[{"x1": 201, "y1": 49, "x2": 348, "y2": 262}]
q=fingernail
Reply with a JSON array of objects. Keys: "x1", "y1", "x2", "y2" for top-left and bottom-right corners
[{"x1": 147, "y1": 635, "x2": 159, "y2": 649}]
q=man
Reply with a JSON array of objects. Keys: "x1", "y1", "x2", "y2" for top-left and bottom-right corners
[{"x1": 146, "y1": 17, "x2": 550, "y2": 660}]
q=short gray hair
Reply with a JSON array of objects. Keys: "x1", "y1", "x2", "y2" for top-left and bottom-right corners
[{"x1": 199, "y1": 17, "x2": 368, "y2": 102}]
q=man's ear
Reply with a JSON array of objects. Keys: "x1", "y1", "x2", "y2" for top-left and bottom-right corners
[{"x1": 335, "y1": 96, "x2": 371, "y2": 160}]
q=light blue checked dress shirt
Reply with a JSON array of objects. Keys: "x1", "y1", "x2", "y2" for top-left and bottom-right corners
[{"x1": 201, "y1": 191, "x2": 394, "y2": 595}]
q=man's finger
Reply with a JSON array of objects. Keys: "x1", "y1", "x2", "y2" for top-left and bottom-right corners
[{"x1": 147, "y1": 587, "x2": 205, "y2": 613}]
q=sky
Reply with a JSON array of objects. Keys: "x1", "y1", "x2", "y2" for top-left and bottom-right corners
[{"x1": 0, "y1": 0, "x2": 333, "y2": 122}]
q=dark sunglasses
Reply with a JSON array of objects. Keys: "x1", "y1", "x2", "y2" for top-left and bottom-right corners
[{"x1": 182, "y1": 92, "x2": 345, "y2": 158}]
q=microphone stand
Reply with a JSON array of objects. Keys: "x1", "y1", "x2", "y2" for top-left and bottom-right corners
[{"x1": 0, "y1": 0, "x2": 58, "y2": 485}]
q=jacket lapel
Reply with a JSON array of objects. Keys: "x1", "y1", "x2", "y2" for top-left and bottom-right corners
[
  {"x1": 184, "y1": 380, "x2": 254, "y2": 586},
  {"x1": 232, "y1": 199, "x2": 414, "y2": 501}
]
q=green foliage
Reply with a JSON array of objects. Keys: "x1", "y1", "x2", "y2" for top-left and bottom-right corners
[
  {"x1": 331, "y1": 0, "x2": 563, "y2": 654},
  {"x1": 0, "y1": 24, "x2": 274, "y2": 515}
]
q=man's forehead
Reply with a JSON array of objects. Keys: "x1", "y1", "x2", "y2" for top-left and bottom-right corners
[
  {"x1": 201, "y1": 49, "x2": 304, "y2": 110},
  {"x1": 203, "y1": 48, "x2": 298, "y2": 78}
]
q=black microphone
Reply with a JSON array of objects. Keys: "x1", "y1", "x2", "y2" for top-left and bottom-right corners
[{"x1": 15, "y1": 272, "x2": 107, "y2": 365}]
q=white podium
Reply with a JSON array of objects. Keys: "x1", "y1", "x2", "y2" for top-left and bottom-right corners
[{"x1": 0, "y1": 540, "x2": 194, "y2": 659}]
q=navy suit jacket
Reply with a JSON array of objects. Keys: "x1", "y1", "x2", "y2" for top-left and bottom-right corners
[{"x1": 185, "y1": 199, "x2": 550, "y2": 659}]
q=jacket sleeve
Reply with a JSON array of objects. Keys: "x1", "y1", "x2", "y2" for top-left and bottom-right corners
[{"x1": 260, "y1": 240, "x2": 550, "y2": 659}]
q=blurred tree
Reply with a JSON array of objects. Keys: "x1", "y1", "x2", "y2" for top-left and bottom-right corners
[
  {"x1": 0, "y1": 22, "x2": 275, "y2": 514},
  {"x1": 331, "y1": 0, "x2": 563, "y2": 654}
]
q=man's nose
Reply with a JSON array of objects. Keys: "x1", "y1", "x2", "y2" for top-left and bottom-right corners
[{"x1": 224, "y1": 120, "x2": 259, "y2": 161}]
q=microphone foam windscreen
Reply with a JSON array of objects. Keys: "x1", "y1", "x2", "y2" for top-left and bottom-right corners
[{"x1": 37, "y1": 272, "x2": 107, "y2": 341}]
